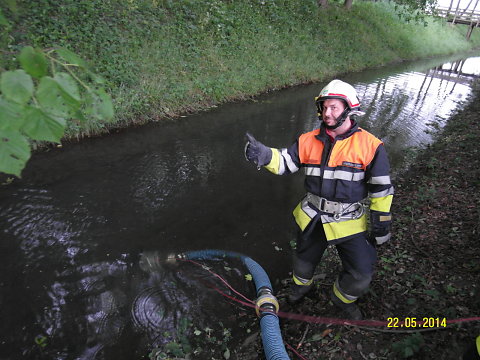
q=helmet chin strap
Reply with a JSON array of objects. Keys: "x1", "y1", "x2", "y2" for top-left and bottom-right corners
[{"x1": 324, "y1": 108, "x2": 350, "y2": 130}]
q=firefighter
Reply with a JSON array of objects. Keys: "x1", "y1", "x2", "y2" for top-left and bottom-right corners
[{"x1": 245, "y1": 79, "x2": 393, "y2": 320}]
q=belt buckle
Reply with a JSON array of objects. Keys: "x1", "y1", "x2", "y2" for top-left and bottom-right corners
[{"x1": 319, "y1": 197, "x2": 327, "y2": 211}]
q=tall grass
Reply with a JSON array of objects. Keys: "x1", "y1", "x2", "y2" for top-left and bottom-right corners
[{"x1": 1, "y1": 0, "x2": 479, "y2": 136}]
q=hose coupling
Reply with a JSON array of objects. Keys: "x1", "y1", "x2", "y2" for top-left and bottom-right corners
[
  {"x1": 255, "y1": 287, "x2": 279, "y2": 317},
  {"x1": 166, "y1": 253, "x2": 185, "y2": 264}
]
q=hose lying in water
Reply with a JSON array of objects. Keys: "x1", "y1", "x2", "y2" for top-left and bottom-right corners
[{"x1": 169, "y1": 249, "x2": 290, "y2": 360}]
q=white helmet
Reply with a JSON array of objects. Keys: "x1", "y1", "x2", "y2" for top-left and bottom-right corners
[{"x1": 315, "y1": 79, "x2": 364, "y2": 129}]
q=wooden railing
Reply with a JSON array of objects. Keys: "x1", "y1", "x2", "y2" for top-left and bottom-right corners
[
  {"x1": 435, "y1": 5, "x2": 480, "y2": 39},
  {"x1": 435, "y1": 5, "x2": 480, "y2": 26}
]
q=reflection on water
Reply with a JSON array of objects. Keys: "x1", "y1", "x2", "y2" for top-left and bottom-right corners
[
  {"x1": 0, "y1": 53, "x2": 479, "y2": 359},
  {"x1": 355, "y1": 64, "x2": 473, "y2": 175}
]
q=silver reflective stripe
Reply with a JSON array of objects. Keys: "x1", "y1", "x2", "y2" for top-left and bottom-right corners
[
  {"x1": 302, "y1": 199, "x2": 318, "y2": 219},
  {"x1": 375, "y1": 233, "x2": 391, "y2": 245},
  {"x1": 323, "y1": 170, "x2": 335, "y2": 179},
  {"x1": 335, "y1": 279, "x2": 358, "y2": 301},
  {"x1": 368, "y1": 175, "x2": 391, "y2": 185},
  {"x1": 336, "y1": 170, "x2": 364, "y2": 181},
  {"x1": 306, "y1": 168, "x2": 365, "y2": 180},
  {"x1": 281, "y1": 148, "x2": 299, "y2": 173},
  {"x1": 320, "y1": 169, "x2": 364, "y2": 181},
  {"x1": 369, "y1": 187, "x2": 394, "y2": 198},
  {"x1": 293, "y1": 274, "x2": 312, "y2": 285},
  {"x1": 305, "y1": 167, "x2": 321, "y2": 176}
]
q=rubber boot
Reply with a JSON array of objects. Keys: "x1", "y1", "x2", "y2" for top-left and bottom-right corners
[
  {"x1": 287, "y1": 283, "x2": 313, "y2": 305},
  {"x1": 330, "y1": 290, "x2": 363, "y2": 320}
]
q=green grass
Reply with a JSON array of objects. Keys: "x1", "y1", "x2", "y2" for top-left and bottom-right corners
[{"x1": 1, "y1": 0, "x2": 479, "y2": 138}]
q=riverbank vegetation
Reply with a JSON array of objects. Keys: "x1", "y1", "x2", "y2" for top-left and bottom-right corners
[{"x1": 1, "y1": 0, "x2": 479, "y2": 140}]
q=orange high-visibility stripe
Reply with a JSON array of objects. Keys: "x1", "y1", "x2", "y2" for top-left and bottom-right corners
[
  {"x1": 298, "y1": 129, "x2": 323, "y2": 165},
  {"x1": 297, "y1": 128, "x2": 382, "y2": 169},
  {"x1": 328, "y1": 130, "x2": 382, "y2": 170}
]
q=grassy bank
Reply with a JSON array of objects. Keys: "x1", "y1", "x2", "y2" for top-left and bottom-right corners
[{"x1": 1, "y1": 0, "x2": 480, "y2": 138}]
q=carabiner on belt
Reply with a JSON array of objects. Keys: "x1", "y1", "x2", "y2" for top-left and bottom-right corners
[{"x1": 333, "y1": 202, "x2": 365, "y2": 221}]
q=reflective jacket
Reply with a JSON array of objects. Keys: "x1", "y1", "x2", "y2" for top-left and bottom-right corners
[{"x1": 264, "y1": 120, "x2": 394, "y2": 244}]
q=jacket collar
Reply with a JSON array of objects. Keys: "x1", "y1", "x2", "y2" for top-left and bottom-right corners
[{"x1": 315, "y1": 119, "x2": 360, "y2": 142}]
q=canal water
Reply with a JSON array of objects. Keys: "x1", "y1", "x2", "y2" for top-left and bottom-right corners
[{"x1": 0, "y1": 53, "x2": 479, "y2": 359}]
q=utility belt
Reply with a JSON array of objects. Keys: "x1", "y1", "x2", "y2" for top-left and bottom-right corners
[{"x1": 305, "y1": 192, "x2": 365, "y2": 221}]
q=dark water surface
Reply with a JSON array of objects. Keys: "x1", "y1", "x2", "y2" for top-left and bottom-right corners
[{"x1": 1, "y1": 52, "x2": 479, "y2": 359}]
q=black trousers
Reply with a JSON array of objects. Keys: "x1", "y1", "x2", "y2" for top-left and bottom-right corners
[{"x1": 294, "y1": 221, "x2": 377, "y2": 298}]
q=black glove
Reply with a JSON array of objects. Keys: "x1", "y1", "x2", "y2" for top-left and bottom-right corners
[
  {"x1": 245, "y1": 132, "x2": 272, "y2": 167},
  {"x1": 370, "y1": 211, "x2": 392, "y2": 245}
]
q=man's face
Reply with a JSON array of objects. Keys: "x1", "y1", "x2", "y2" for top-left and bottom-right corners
[{"x1": 322, "y1": 99, "x2": 346, "y2": 127}]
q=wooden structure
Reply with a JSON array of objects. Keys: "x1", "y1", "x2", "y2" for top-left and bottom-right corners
[{"x1": 436, "y1": 0, "x2": 480, "y2": 39}]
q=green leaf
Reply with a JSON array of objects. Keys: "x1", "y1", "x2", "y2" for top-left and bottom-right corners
[
  {"x1": 55, "y1": 47, "x2": 88, "y2": 68},
  {"x1": 36, "y1": 77, "x2": 72, "y2": 119},
  {"x1": 244, "y1": 274, "x2": 252, "y2": 281},
  {"x1": 34, "y1": 335, "x2": 47, "y2": 347},
  {"x1": 97, "y1": 89, "x2": 114, "y2": 120},
  {"x1": 53, "y1": 72, "x2": 81, "y2": 103},
  {"x1": 0, "y1": 96, "x2": 26, "y2": 131},
  {"x1": 19, "y1": 46, "x2": 48, "y2": 79},
  {"x1": 0, "y1": 130, "x2": 31, "y2": 177},
  {"x1": 22, "y1": 106, "x2": 65, "y2": 143},
  {"x1": 0, "y1": 70, "x2": 34, "y2": 104},
  {"x1": 85, "y1": 88, "x2": 114, "y2": 121},
  {"x1": 223, "y1": 348, "x2": 231, "y2": 360}
]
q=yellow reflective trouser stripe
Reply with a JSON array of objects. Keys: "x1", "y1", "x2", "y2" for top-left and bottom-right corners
[
  {"x1": 293, "y1": 202, "x2": 312, "y2": 231},
  {"x1": 323, "y1": 214, "x2": 367, "y2": 241},
  {"x1": 370, "y1": 194, "x2": 393, "y2": 213},
  {"x1": 476, "y1": 335, "x2": 480, "y2": 355},
  {"x1": 264, "y1": 148, "x2": 281, "y2": 174},
  {"x1": 333, "y1": 282, "x2": 356, "y2": 304},
  {"x1": 293, "y1": 274, "x2": 313, "y2": 286}
]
